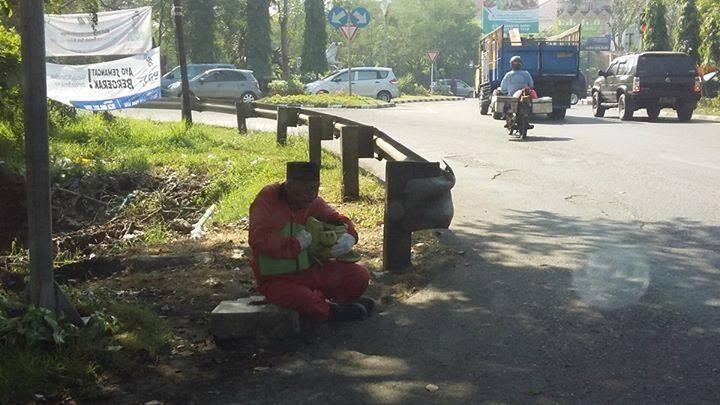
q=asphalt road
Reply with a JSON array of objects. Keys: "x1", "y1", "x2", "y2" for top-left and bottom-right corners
[{"x1": 122, "y1": 102, "x2": 720, "y2": 404}]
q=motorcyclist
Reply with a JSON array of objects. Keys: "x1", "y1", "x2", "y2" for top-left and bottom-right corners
[
  {"x1": 498, "y1": 56, "x2": 535, "y2": 132},
  {"x1": 500, "y1": 56, "x2": 534, "y2": 96}
]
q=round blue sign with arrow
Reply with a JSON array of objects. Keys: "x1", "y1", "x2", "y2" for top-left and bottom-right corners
[
  {"x1": 350, "y1": 7, "x2": 371, "y2": 28},
  {"x1": 327, "y1": 6, "x2": 349, "y2": 28}
]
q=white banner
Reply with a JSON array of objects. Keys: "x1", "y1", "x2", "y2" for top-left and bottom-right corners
[
  {"x1": 46, "y1": 48, "x2": 161, "y2": 111},
  {"x1": 45, "y1": 7, "x2": 152, "y2": 57}
]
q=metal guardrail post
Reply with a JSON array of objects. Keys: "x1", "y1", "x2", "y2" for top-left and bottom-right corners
[
  {"x1": 308, "y1": 116, "x2": 323, "y2": 166},
  {"x1": 340, "y1": 125, "x2": 375, "y2": 201},
  {"x1": 340, "y1": 126, "x2": 360, "y2": 200},
  {"x1": 276, "y1": 106, "x2": 299, "y2": 145},
  {"x1": 235, "y1": 101, "x2": 252, "y2": 134},
  {"x1": 383, "y1": 161, "x2": 454, "y2": 272}
]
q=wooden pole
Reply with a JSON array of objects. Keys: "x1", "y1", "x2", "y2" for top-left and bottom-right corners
[
  {"x1": 172, "y1": 0, "x2": 192, "y2": 125},
  {"x1": 308, "y1": 116, "x2": 323, "y2": 166},
  {"x1": 20, "y1": 0, "x2": 57, "y2": 310}
]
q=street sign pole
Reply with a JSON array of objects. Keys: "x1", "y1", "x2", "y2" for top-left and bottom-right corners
[
  {"x1": 347, "y1": 23, "x2": 352, "y2": 96},
  {"x1": 173, "y1": 0, "x2": 192, "y2": 125},
  {"x1": 430, "y1": 61, "x2": 435, "y2": 94}
]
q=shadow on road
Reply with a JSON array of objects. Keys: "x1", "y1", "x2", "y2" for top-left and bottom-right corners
[
  {"x1": 509, "y1": 136, "x2": 573, "y2": 142},
  {"x1": 200, "y1": 211, "x2": 720, "y2": 404},
  {"x1": 535, "y1": 116, "x2": 620, "y2": 125}
]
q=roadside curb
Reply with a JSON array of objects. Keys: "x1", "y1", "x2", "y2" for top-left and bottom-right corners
[
  {"x1": 660, "y1": 112, "x2": 720, "y2": 122},
  {"x1": 394, "y1": 96, "x2": 464, "y2": 104},
  {"x1": 266, "y1": 103, "x2": 395, "y2": 109}
]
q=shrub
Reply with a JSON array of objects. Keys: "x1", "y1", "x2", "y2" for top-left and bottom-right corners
[
  {"x1": 397, "y1": 74, "x2": 416, "y2": 94},
  {"x1": 268, "y1": 80, "x2": 290, "y2": 96}
]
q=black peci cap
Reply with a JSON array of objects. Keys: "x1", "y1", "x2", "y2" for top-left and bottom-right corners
[{"x1": 286, "y1": 162, "x2": 320, "y2": 182}]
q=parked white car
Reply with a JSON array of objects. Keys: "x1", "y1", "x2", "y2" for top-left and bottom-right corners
[{"x1": 304, "y1": 67, "x2": 400, "y2": 101}]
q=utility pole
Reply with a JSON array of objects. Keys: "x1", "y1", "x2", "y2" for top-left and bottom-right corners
[
  {"x1": 20, "y1": 0, "x2": 57, "y2": 311},
  {"x1": 173, "y1": 0, "x2": 192, "y2": 125},
  {"x1": 19, "y1": 0, "x2": 81, "y2": 325}
]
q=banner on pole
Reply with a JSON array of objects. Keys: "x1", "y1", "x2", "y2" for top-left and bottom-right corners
[
  {"x1": 45, "y1": 7, "x2": 152, "y2": 57},
  {"x1": 46, "y1": 47, "x2": 161, "y2": 111}
]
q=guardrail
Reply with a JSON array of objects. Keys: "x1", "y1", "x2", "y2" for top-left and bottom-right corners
[{"x1": 135, "y1": 98, "x2": 455, "y2": 272}]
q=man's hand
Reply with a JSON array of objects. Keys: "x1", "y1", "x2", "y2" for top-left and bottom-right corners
[
  {"x1": 295, "y1": 230, "x2": 312, "y2": 249},
  {"x1": 330, "y1": 233, "x2": 356, "y2": 257}
]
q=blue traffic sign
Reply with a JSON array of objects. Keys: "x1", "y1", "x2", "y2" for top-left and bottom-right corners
[
  {"x1": 350, "y1": 7, "x2": 371, "y2": 28},
  {"x1": 327, "y1": 6, "x2": 348, "y2": 28}
]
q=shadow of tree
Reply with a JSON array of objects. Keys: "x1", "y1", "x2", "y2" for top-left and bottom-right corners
[{"x1": 107, "y1": 212, "x2": 720, "y2": 404}]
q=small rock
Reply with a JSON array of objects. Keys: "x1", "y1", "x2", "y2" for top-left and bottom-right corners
[
  {"x1": 253, "y1": 366, "x2": 270, "y2": 372},
  {"x1": 169, "y1": 218, "x2": 193, "y2": 233},
  {"x1": 144, "y1": 401, "x2": 164, "y2": 405},
  {"x1": 456, "y1": 250, "x2": 466, "y2": 255},
  {"x1": 425, "y1": 384, "x2": 440, "y2": 392}
]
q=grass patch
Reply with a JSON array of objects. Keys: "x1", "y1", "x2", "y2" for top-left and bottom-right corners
[
  {"x1": 0, "y1": 289, "x2": 171, "y2": 403},
  {"x1": 26, "y1": 114, "x2": 384, "y2": 228},
  {"x1": 259, "y1": 94, "x2": 386, "y2": 107}
]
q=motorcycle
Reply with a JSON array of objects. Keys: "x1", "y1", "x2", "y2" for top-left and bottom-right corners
[{"x1": 504, "y1": 87, "x2": 535, "y2": 139}]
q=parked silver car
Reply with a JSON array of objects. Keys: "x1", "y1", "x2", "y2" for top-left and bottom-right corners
[
  {"x1": 166, "y1": 68, "x2": 262, "y2": 103},
  {"x1": 431, "y1": 79, "x2": 474, "y2": 97},
  {"x1": 161, "y1": 63, "x2": 234, "y2": 94},
  {"x1": 304, "y1": 67, "x2": 399, "y2": 101}
]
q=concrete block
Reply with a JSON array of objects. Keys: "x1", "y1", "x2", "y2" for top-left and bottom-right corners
[{"x1": 210, "y1": 296, "x2": 300, "y2": 341}]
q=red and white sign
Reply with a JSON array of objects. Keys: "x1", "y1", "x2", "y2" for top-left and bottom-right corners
[
  {"x1": 426, "y1": 51, "x2": 439, "y2": 63},
  {"x1": 340, "y1": 25, "x2": 359, "y2": 42}
]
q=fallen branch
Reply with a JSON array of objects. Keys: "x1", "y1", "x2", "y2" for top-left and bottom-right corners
[{"x1": 56, "y1": 186, "x2": 107, "y2": 205}]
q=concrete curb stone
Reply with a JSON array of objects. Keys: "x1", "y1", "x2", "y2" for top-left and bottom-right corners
[{"x1": 394, "y1": 96, "x2": 464, "y2": 104}]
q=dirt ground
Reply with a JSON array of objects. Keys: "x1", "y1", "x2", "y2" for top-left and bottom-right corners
[{"x1": 0, "y1": 167, "x2": 456, "y2": 404}]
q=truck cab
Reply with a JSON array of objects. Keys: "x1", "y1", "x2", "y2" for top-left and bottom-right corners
[{"x1": 477, "y1": 25, "x2": 581, "y2": 121}]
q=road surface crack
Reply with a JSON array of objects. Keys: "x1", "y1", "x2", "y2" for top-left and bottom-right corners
[{"x1": 490, "y1": 169, "x2": 518, "y2": 180}]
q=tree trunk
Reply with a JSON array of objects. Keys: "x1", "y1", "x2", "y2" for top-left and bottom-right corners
[{"x1": 280, "y1": 0, "x2": 290, "y2": 80}]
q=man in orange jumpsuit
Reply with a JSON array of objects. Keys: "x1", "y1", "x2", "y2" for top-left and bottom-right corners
[{"x1": 249, "y1": 162, "x2": 372, "y2": 322}]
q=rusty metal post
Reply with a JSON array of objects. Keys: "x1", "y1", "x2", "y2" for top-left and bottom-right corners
[
  {"x1": 341, "y1": 126, "x2": 360, "y2": 200},
  {"x1": 308, "y1": 115, "x2": 323, "y2": 166},
  {"x1": 235, "y1": 101, "x2": 248, "y2": 134},
  {"x1": 276, "y1": 106, "x2": 299, "y2": 146}
]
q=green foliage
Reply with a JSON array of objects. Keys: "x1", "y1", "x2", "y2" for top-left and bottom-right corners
[
  {"x1": 267, "y1": 76, "x2": 304, "y2": 96},
  {"x1": 260, "y1": 93, "x2": 385, "y2": 106},
  {"x1": 699, "y1": 2, "x2": 720, "y2": 66},
  {"x1": 642, "y1": 0, "x2": 671, "y2": 51},
  {"x1": 397, "y1": 74, "x2": 430, "y2": 96},
  {"x1": 674, "y1": 0, "x2": 701, "y2": 61},
  {"x1": 300, "y1": 0, "x2": 328, "y2": 75},
  {"x1": 0, "y1": 288, "x2": 170, "y2": 403},
  {"x1": 185, "y1": 0, "x2": 219, "y2": 63},
  {"x1": 246, "y1": 0, "x2": 273, "y2": 81}
]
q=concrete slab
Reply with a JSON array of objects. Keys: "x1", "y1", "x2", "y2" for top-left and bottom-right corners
[{"x1": 210, "y1": 296, "x2": 300, "y2": 341}]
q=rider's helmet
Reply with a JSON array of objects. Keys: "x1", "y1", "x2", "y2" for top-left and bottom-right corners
[{"x1": 510, "y1": 56, "x2": 523, "y2": 68}]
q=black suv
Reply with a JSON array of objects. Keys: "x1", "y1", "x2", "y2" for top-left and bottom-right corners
[{"x1": 592, "y1": 52, "x2": 702, "y2": 121}]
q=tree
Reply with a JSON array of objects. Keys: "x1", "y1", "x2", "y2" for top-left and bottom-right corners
[
  {"x1": 274, "y1": 0, "x2": 291, "y2": 80},
  {"x1": 642, "y1": 0, "x2": 670, "y2": 51},
  {"x1": 674, "y1": 0, "x2": 701, "y2": 61},
  {"x1": 608, "y1": 0, "x2": 648, "y2": 53},
  {"x1": 699, "y1": 2, "x2": 720, "y2": 66},
  {"x1": 300, "y1": 0, "x2": 327, "y2": 76},
  {"x1": 185, "y1": 0, "x2": 219, "y2": 63},
  {"x1": 246, "y1": 0, "x2": 272, "y2": 83},
  {"x1": 216, "y1": 0, "x2": 247, "y2": 66}
]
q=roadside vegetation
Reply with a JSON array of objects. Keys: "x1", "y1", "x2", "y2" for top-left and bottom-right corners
[
  {"x1": 698, "y1": 96, "x2": 720, "y2": 116},
  {"x1": 1, "y1": 111, "x2": 458, "y2": 402},
  {"x1": 260, "y1": 93, "x2": 387, "y2": 107}
]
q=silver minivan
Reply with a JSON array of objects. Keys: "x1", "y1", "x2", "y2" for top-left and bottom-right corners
[
  {"x1": 166, "y1": 68, "x2": 262, "y2": 103},
  {"x1": 304, "y1": 67, "x2": 400, "y2": 101},
  {"x1": 161, "y1": 63, "x2": 234, "y2": 94}
]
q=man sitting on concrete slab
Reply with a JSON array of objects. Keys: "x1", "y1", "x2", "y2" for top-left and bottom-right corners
[{"x1": 249, "y1": 162, "x2": 373, "y2": 323}]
